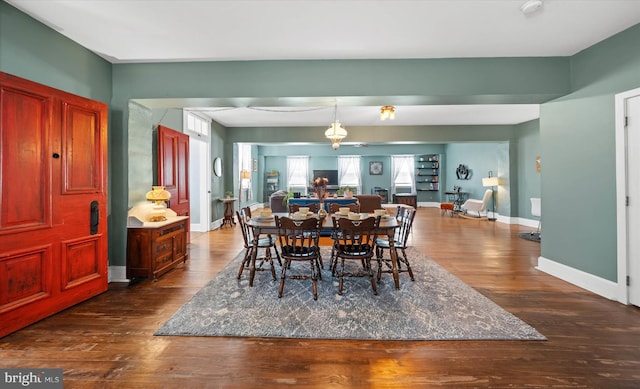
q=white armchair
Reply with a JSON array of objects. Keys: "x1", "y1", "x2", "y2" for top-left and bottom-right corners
[{"x1": 461, "y1": 189, "x2": 493, "y2": 218}]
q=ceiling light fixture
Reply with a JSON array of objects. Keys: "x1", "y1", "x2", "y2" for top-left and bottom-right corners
[
  {"x1": 520, "y1": 0, "x2": 543, "y2": 15},
  {"x1": 380, "y1": 105, "x2": 395, "y2": 120},
  {"x1": 325, "y1": 104, "x2": 347, "y2": 150}
]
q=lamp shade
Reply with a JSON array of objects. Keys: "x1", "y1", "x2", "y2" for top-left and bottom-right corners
[
  {"x1": 240, "y1": 170, "x2": 251, "y2": 179},
  {"x1": 482, "y1": 177, "x2": 499, "y2": 187},
  {"x1": 325, "y1": 121, "x2": 347, "y2": 141},
  {"x1": 146, "y1": 186, "x2": 171, "y2": 202}
]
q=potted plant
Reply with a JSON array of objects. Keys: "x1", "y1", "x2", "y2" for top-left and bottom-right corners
[
  {"x1": 339, "y1": 186, "x2": 355, "y2": 198},
  {"x1": 282, "y1": 191, "x2": 294, "y2": 207},
  {"x1": 224, "y1": 191, "x2": 233, "y2": 198}
]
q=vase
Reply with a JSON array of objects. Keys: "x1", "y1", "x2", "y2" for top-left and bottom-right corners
[{"x1": 318, "y1": 200, "x2": 327, "y2": 218}]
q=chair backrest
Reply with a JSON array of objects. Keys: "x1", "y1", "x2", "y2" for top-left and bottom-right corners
[
  {"x1": 531, "y1": 198, "x2": 541, "y2": 218},
  {"x1": 332, "y1": 216, "x2": 380, "y2": 256},
  {"x1": 329, "y1": 202, "x2": 360, "y2": 213},
  {"x1": 394, "y1": 207, "x2": 416, "y2": 247},
  {"x1": 479, "y1": 189, "x2": 493, "y2": 212},
  {"x1": 275, "y1": 216, "x2": 322, "y2": 257},
  {"x1": 236, "y1": 209, "x2": 253, "y2": 248},
  {"x1": 289, "y1": 203, "x2": 320, "y2": 213},
  {"x1": 354, "y1": 195, "x2": 383, "y2": 213}
]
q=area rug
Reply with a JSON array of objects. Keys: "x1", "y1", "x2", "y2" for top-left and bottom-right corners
[
  {"x1": 155, "y1": 247, "x2": 545, "y2": 341},
  {"x1": 519, "y1": 231, "x2": 541, "y2": 242}
]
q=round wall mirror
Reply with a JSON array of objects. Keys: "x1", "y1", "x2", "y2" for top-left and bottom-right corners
[{"x1": 213, "y1": 157, "x2": 223, "y2": 177}]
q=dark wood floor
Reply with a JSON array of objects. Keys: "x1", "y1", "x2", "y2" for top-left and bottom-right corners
[{"x1": 1, "y1": 208, "x2": 639, "y2": 388}]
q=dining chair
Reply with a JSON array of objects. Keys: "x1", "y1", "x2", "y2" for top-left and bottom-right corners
[
  {"x1": 375, "y1": 206, "x2": 416, "y2": 282},
  {"x1": 331, "y1": 216, "x2": 381, "y2": 295},
  {"x1": 328, "y1": 202, "x2": 360, "y2": 214},
  {"x1": 288, "y1": 203, "x2": 320, "y2": 213},
  {"x1": 236, "y1": 209, "x2": 280, "y2": 287},
  {"x1": 275, "y1": 216, "x2": 323, "y2": 300}
]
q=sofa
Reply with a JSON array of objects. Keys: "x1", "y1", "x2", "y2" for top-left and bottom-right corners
[{"x1": 269, "y1": 190, "x2": 289, "y2": 212}]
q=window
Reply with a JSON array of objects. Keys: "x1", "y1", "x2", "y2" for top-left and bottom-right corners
[
  {"x1": 287, "y1": 156, "x2": 309, "y2": 194},
  {"x1": 391, "y1": 155, "x2": 415, "y2": 194},
  {"x1": 185, "y1": 112, "x2": 210, "y2": 138},
  {"x1": 338, "y1": 156, "x2": 361, "y2": 194}
]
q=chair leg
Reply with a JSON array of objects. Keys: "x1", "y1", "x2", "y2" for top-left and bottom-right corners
[
  {"x1": 338, "y1": 258, "x2": 345, "y2": 295},
  {"x1": 310, "y1": 259, "x2": 318, "y2": 300},
  {"x1": 367, "y1": 258, "x2": 378, "y2": 295},
  {"x1": 266, "y1": 248, "x2": 276, "y2": 281},
  {"x1": 400, "y1": 248, "x2": 415, "y2": 281},
  {"x1": 330, "y1": 245, "x2": 338, "y2": 276},
  {"x1": 248, "y1": 249, "x2": 257, "y2": 287},
  {"x1": 237, "y1": 247, "x2": 251, "y2": 279},
  {"x1": 273, "y1": 244, "x2": 282, "y2": 267},
  {"x1": 278, "y1": 258, "x2": 289, "y2": 298}
]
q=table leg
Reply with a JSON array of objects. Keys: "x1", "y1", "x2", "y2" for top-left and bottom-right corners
[{"x1": 222, "y1": 202, "x2": 236, "y2": 227}]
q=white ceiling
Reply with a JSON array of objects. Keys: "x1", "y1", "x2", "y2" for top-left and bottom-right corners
[{"x1": 6, "y1": 0, "x2": 640, "y2": 127}]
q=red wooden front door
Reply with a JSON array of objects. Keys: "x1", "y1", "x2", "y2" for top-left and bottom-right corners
[
  {"x1": 0, "y1": 72, "x2": 108, "y2": 338},
  {"x1": 157, "y1": 125, "x2": 190, "y2": 238}
]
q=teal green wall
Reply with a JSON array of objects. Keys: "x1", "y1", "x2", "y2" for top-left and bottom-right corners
[
  {"x1": 0, "y1": 3, "x2": 112, "y2": 104},
  {"x1": 516, "y1": 120, "x2": 541, "y2": 219},
  {"x1": 540, "y1": 23, "x2": 640, "y2": 282},
  {"x1": 444, "y1": 143, "x2": 510, "y2": 215},
  {"x1": 210, "y1": 122, "x2": 227, "y2": 222}
]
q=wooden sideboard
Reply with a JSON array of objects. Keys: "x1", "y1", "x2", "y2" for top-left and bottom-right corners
[
  {"x1": 126, "y1": 216, "x2": 189, "y2": 281},
  {"x1": 393, "y1": 194, "x2": 418, "y2": 209}
]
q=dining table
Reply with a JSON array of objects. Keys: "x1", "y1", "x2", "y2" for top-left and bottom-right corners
[{"x1": 247, "y1": 212, "x2": 403, "y2": 290}]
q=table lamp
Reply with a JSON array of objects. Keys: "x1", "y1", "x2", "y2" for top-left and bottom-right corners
[{"x1": 146, "y1": 186, "x2": 171, "y2": 222}]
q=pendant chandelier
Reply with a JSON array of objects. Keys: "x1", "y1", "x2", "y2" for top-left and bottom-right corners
[{"x1": 325, "y1": 104, "x2": 347, "y2": 150}]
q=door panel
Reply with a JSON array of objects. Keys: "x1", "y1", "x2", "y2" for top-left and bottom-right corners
[
  {"x1": 158, "y1": 125, "x2": 190, "y2": 215},
  {"x1": 0, "y1": 84, "x2": 52, "y2": 233},
  {"x1": 0, "y1": 72, "x2": 108, "y2": 338},
  {"x1": 62, "y1": 102, "x2": 103, "y2": 193},
  {"x1": 0, "y1": 245, "x2": 52, "y2": 312}
]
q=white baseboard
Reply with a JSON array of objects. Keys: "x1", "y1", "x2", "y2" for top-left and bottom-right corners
[
  {"x1": 210, "y1": 218, "x2": 223, "y2": 230},
  {"x1": 417, "y1": 202, "x2": 440, "y2": 208},
  {"x1": 536, "y1": 256, "x2": 619, "y2": 302},
  {"x1": 109, "y1": 265, "x2": 129, "y2": 283},
  {"x1": 518, "y1": 217, "x2": 541, "y2": 229}
]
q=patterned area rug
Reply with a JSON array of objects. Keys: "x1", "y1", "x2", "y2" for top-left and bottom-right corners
[{"x1": 155, "y1": 247, "x2": 545, "y2": 340}]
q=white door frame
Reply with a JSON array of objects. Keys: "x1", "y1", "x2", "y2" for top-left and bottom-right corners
[
  {"x1": 188, "y1": 137, "x2": 211, "y2": 232},
  {"x1": 184, "y1": 111, "x2": 212, "y2": 233},
  {"x1": 615, "y1": 87, "x2": 640, "y2": 305}
]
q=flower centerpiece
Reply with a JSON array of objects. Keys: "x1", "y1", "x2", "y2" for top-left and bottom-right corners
[{"x1": 312, "y1": 177, "x2": 329, "y2": 199}]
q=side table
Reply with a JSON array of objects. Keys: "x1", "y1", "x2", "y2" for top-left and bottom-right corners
[{"x1": 219, "y1": 197, "x2": 237, "y2": 227}]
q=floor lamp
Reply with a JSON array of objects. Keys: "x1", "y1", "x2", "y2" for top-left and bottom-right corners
[{"x1": 482, "y1": 172, "x2": 499, "y2": 221}]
